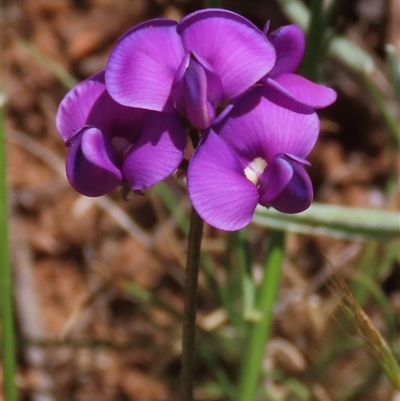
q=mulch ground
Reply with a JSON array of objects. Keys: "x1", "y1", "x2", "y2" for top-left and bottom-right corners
[{"x1": 2, "y1": 1, "x2": 399, "y2": 400}]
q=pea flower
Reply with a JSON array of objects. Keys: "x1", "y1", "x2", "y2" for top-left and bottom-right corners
[
  {"x1": 262, "y1": 23, "x2": 336, "y2": 109},
  {"x1": 105, "y1": 9, "x2": 276, "y2": 129},
  {"x1": 187, "y1": 85, "x2": 325, "y2": 231},
  {"x1": 56, "y1": 70, "x2": 186, "y2": 197}
]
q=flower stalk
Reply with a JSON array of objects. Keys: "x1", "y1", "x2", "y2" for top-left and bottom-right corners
[{"x1": 180, "y1": 207, "x2": 204, "y2": 401}]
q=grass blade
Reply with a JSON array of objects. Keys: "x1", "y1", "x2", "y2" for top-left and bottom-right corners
[
  {"x1": 0, "y1": 98, "x2": 18, "y2": 401},
  {"x1": 236, "y1": 231, "x2": 285, "y2": 401},
  {"x1": 17, "y1": 38, "x2": 77, "y2": 89},
  {"x1": 331, "y1": 271, "x2": 400, "y2": 390}
]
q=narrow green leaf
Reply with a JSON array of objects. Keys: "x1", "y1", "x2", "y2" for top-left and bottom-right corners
[
  {"x1": 17, "y1": 38, "x2": 78, "y2": 89},
  {"x1": 331, "y1": 272, "x2": 400, "y2": 390},
  {"x1": 0, "y1": 95, "x2": 18, "y2": 401},
  {"x1": 385, "y1": 44, "x2": 400, "y2": 104},
  {"x1": 275, "y1": 0, "x2": 310, "y2": 29},
  {"x1": 236, "y1": 231, "x2": 285, "y2": 401},
  {"x1": 299, "y1": 0, "x2": 325, "y2": 81},
  {"x1": 205, "y1": 0, "x2": 223, "y2": 7},
  {"x1": 253, "y1": 203, "x2": 400, "y2": 240},
  {"x1": 362, "y1": 70, "x2": 400, "y2": 147},
  {"x1": 329, "y1": 35, "x2": 375, "y2": 73},
  {"x1": 275, "y1": 0, "x2": 375, "y2": 73},
  {"x1": 154, "y1": 182, "x2": 224, "y2": 307},
  {"x1": 197, "y1": 345, "x2": 236, "y2": 400}
]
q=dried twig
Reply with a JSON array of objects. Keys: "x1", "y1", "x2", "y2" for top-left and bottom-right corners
[
  {"x1": 10, "y1": 219, "x2": 55, "y2": 401},
  {"x1": 9, "y1": 130, "x2": 153, "y2": 248}
]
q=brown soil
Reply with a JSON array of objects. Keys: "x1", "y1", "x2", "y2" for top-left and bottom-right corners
[{"x1": 2, "y1": 1, "x2": 399, "y2": 400}]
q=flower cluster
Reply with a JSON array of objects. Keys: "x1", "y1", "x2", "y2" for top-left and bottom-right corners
[{"x1": 56, "y1": 9, "x2": 336, "y2": 231}]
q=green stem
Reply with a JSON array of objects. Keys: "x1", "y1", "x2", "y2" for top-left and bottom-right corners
[
  {"x1": 205, "y1": 0, "x2": 223, "y2": 7},
  {"x1": 236, "y1": 231, "x2": 285, "y2": 401},
  {"x1": 236, "y1": 229, "x2": 256, "y2": 320},
  {"x1": 299, "y1": 0, "x2": 325, "y2": 81},
  {"x1": 180, "y1": 207, "x2": 204, "y2": 401},
  {"x1": 0, "y1": 102, "x2": 18, "y2": 400}
]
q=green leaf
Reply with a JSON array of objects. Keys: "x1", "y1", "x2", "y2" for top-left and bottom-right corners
[
  {"x1": 253, "y1": 203, "x2": 400, "y2": 240},
  {"x1": 0, "y1": 92, "x2": 18, "y2": 401}
]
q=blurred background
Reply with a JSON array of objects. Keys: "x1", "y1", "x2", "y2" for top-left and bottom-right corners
[{"x1": 2, "y1": 0, "x2": 399, "y2": 400}]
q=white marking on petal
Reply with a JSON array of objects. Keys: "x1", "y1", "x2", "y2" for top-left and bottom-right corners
[{"x1": 244, "y1": 157, "x2": 267, "y2": 185}]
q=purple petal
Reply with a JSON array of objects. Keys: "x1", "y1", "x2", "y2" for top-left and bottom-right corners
[
  {"x1": 57, "y1": 70, "x2": 148, "y2": 148},
  {"x1": 214, "y1": 86, "x2": 319, "y2": 163},
  {"x1": 178, "y1": 9, "x2": 276, "y2": 101},
  {"x1": 258, "y1": 155, "x2": 293, "y2": 204},
  {"x1": 271, "y1": 73, "x2": 337, "y2": 108},
  {"x1": 187, "y1": 131, "x2": 259, "y2": 231},
  {"x1": 85, "y1": 90, "x2": 147, "y2": 143},
  {"x1": 66, "y1": 128, "x2": 122, "y2": 197},
  {"x1": 259, "y1": 154, "x2": 313, "y2": 213},
  {"x1": 106, "y1": 19, "x2": 185, "y2": 112},
  {"x1": 171, "y1": 53, "x2": 222, "y2": 129},
  {"x1": 122, "y1": 111, "x2": 186, "y2": 190},
  {"x1": 267, "y1": 24, "x2": 305, "y2": 77},
  {"x1": 56, "y1": 71, "x2": 106, "y2": 143}
]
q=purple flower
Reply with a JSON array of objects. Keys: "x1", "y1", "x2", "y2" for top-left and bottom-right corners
[
  {"x1": 56, "y1": 70, "x2": 185, "y2": 197},
  {"x1": 105, "y1": 9, "x2": 276, "y2": 129},
  {"x1": 187, "y1": 85, "x2": 322, "y2": 231},
  {"x1": 262, "y1": 23, "x2": 337, "y2": 109}
]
